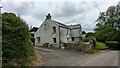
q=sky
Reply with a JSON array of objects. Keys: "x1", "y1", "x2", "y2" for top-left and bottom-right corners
[{"x1": 0, "y1": 0, "x2": 120, "y2": 32}]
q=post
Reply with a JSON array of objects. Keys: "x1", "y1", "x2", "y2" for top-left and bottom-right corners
[{"x1": 0, "y1": 6, "x2": 2, "y2": 68}]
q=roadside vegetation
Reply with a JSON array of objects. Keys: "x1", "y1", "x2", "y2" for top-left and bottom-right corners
[
  {"x1": 90, "y1": 42, "x2": 108, "y2": 54},
  {"x1": 94, "y1": 3, "x2": 120, "y2": 50},
  {"x1": 95, "y1": 42, "x2": 108, "y2": 50},
  {"x1": 2, "y1": 12, "x2": 36, "y2": 66}
]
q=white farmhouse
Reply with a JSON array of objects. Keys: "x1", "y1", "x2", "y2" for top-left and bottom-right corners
[{"x1": 34, "y1": 13, "x2": 82, "y2": 48}]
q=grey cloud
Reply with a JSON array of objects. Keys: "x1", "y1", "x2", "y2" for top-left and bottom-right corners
[
  {"x1": 14, "y1": 2, "x2": 34, "y2": 15},
  {"x1": 54, "y1": 2, "x2": 87, "y2": 18},
  {"x1": 2, "y1": 1, "x2": 116, "y2": 32}
]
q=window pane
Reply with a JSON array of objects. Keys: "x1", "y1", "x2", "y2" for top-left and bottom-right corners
[
  {"x1": 71, "y1": 37, "x2": 74, "y2": 41},
  {"x1": 53, "y1": 38, "x2": 56, "y2": 43},
  {"x1": 52, "y1": 27, "x2": 56, "y2": 33},
  {"x1": 37, "y1": 37, "x2": 40, "y2": 42}
]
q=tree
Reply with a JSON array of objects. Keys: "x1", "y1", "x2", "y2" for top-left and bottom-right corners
[
  {"x1": 29, "y1": 27, "x2": 38, "y2": 32},
  {"x1": 95, "y1": 26, "x2": 120, "y2": 43},
  {"x1": 2, "y1": 12, "x2": 35, "y2": 66},
  {"x1": 82, "y1": 31, "x2": 86, "y2": 34},
  {"x1": 95, "y1": 2, "x2": 120, "y2": 43},
  {"x1": 95, "y1": 5, "x2": 120, "y2": 31}
]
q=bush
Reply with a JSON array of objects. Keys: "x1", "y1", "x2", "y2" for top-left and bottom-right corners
[
  {"x1": 83, "y1": 38, "x2": 89, "y2": 42},
  {"x1": 95, "y1": 42, "x2": 108, "y2": 50},
  {"x1": 95, "y1": 26, "x2": 120, "y2": 43},
  {"x1": 30, "y1": 36, "x2": 35, "y2": 44},
  {"x1": 83, "y1": 36, "x2": 96, "y2": 47},
  {"x1": 2, "y1": 12, "x2": 35, "y2": 66},
  {"x1": 105, "y1": 41, "x2": 120, "y2": 50},
  {"x1": 85, "y1": 32, "x2": 94, "y2": 38}
]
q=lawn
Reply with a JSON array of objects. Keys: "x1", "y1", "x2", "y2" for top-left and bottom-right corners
[
  {"x1": 95, "y1": 42, "x2": 108, "y2": 50},
  {"x1": 90, "y1": 49, "x2": 100, "y2": 54},
  {"x1": 90, "y1": 42, "x2": 108, "y2": 54}
]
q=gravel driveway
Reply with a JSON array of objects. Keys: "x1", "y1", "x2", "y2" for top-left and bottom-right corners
[{"x1": 35, "y1": 47, "x2": 118, "y2": 66}]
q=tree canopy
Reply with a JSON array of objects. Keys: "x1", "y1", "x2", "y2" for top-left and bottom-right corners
[
  {"x1": 95, "y1": 2, "x2": 120, "y2": 43},
  {"x1": 95, "y1": 5, "x2": 120, "y2": 31}
]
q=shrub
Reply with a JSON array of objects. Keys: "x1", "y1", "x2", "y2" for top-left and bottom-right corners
[
  {"x1": 85, "y1": 32, "x2": 94, "y2": 38},
  {"x1": 30, "y1": 36, "x2": 35, "y2": 44},
  {"x1": 95, "y1": 42, "x2": 108, "y2": 50},
  {"x1": 105, "y1": 41, "x2": 120, "y2": 50},
  {"x1": 95, "y1": 26, "x2": 120, "y2": 43},
  {"x1": 2, "y1": 12, "x2": 35, "y2": 66},
  {"x1": 83, "y1": 38, "x2": 90, "y2": 42},
  {"x1": 83, "y1": 36, "x2": 96, "y2": 47}
]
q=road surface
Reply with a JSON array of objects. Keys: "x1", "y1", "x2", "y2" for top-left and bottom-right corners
[{"x1": 36, "y1": 47, "x2": 118, "y2": 66}]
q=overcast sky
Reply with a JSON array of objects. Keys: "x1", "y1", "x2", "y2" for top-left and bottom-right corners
[{"x1": 1, "y1": 0, "x2": 120, "y2": 32}]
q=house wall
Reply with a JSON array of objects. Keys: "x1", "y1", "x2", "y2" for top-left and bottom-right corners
[
  {"x1": 59, "y1": 27, "x2": 71, "y2": 43},
  {"x1": 70, "y1": 28, "x2": 82, "y2": 42},
  {"x1": 34, "y1": 19, "x2": 82, "y2": 48},
  {"x1": 34, "y1": 19, "x2": 60, "y2": 48}
]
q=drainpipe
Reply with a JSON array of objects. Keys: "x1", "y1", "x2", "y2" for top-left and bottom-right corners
[{"x1": 58, "y1": 26, "x2": 61, "y2": 48}]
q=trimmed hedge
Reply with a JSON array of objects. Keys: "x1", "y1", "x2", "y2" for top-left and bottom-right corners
[{"x1": 105, "y1": 41, "x2": 120, "y2": 50}]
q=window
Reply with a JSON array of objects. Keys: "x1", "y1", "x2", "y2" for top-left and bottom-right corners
[
  {"x1": 71, "y1": 37, "x2": 74, "y2": 41},
  {"x1": 53, "y1": 38, "x2": 56, "y2": 43},
  {"x1": 52, "y1": 27, "x2": 56, "y2": 33},
  {"x1": 36, "y1": 37, "x2": 40, "y2": 42}
]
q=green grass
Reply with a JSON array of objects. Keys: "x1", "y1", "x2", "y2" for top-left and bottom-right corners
[
  {"x1": 95, "y1": 42, "x2": 108, "y2": 50},
  {"x1": 90, "y1": 42, "x2": 108, "y2": 54},
  {"x1": 90, "y1": 49, "x2": 99, "y2": 54}
]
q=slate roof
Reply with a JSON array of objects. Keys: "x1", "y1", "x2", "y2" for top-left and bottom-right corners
[{"x1": 53, "y1": 20, "x2": 81, "y2": 29}]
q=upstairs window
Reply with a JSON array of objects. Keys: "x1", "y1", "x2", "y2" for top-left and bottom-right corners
[{"x1": 52, "y1": 27, "x2": 56, "y2": 33}]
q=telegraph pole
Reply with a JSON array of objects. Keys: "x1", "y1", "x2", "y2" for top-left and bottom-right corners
[
  {"x1": 0, "y1": 5, "x2": 2, "y2": 68},
  {"x1": 93, "y1": 1, "x2": 101, "y2": 14},
  {"x1": 0, "y1": 6, "x2": 2, "y2": 22}
]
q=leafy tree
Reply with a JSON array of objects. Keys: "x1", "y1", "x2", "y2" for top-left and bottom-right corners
[
  {"x1": 95, "y1": 2, "x2": 120, "y2": 43},
  {"x1": 95, "y1": 5, "x2": 120, "y2": 31},
  {"x1": 95, "y1": 26, "x2": 120, "y2": 43},
  {"x1": 29, "y1": 27, "x2": 38, "y2": 43},
  {"x1": 2, "y1": 12, "x2": 35, "y2": 66}
]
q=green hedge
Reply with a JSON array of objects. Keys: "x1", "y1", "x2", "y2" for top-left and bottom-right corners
[{"x1": 105, "y1": 41, "x2": 120, "y2": 50}]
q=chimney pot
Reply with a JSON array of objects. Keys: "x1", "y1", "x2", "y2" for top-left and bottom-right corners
[{"x1": 46, "y1": 13, "x2": 51, "y2": 20}]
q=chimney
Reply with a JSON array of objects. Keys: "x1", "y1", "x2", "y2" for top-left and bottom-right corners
[{"x1": 46, "y1": 13, "x2": 51, "y2": 20}]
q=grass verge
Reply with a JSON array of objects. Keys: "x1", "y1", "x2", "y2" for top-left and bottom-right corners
[
  {"x1": 95, "y1": 42, "x2": 108, "y2": 50},
  {"x1": 90, "y1": 49, "x2": 100, "y2": 54}
]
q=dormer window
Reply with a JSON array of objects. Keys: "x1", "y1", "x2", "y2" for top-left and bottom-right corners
[{"x1": 52, "y1": 27, "x2": 56, "y2": 33}]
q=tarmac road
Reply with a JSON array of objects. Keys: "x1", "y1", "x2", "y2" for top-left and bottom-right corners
[{"x1": 36, "y1": 47, "x2": 118, "y2": 66}]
